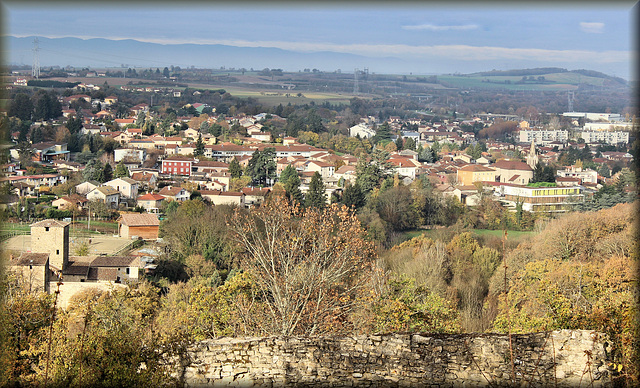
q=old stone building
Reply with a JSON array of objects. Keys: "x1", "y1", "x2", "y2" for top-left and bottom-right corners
[
  {"x1": 30, "y1": 219, "x2": 70, "y2": 271},
  {"x1": 10, "y1": 219, "x2": 143, "y2": 308}
]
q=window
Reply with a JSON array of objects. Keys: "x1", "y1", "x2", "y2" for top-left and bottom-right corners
[
  {"x1": 45, "y1": 227, "x2": 49, "y2": 232},
  {"x1": 56, "y1": 249, "x2": 59, "y2": 255}
]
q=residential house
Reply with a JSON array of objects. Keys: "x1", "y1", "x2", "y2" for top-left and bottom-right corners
[
  {"x1": 75, "y1": 181, "x2": 100, "y2": 196},
  {"x1": 158, "y1": 186, "x2": 190, "y2": 202},
  {"x1": 199, "y1": 190, "x2": 245, "y2": 206},
  {"x1": 136, "y1": 193, "x2": 165, "y2": 213},
  {"x1": 349, "y1": 123, "x2": 376, "y2": 139},
  {"x1": 104, "y1": 177, "x2": 139, "y2": 199},
  {"x1": 305, "y1": 160, "x2": 335, "y2": 179},
  {"x1": 161, "y1": 156, "x2": 194, "y2": 176},
  {"x1": 130, "y1": 172, "x2": 157, "y2": 190},
  {"x1": 241, "y1": 187, "x2": 270, "y2": 207},
  {"x1": 456, "y1": 164, "x2": 496, "y2": 186},
  {"x1": 30, "y1": 142, "x2": 70, "y2": 162},
  {"x1": 115, "y1": 118, "x2": 135, "y2": 128},
  {"x1": 334, "y1": 165, "x2": 357, "y2": 184},
  {"x1": 86, "y1": 186, "x2": 120, "y2": 208},
  {"x1": 52, "y1": 194, "x2": 88, "y2": 212}
]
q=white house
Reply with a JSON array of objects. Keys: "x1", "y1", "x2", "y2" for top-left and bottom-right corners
[
  {"x1": 104, "y1": 177, "x2": 139, "y2": 199},
  {"x1": 86, "y1": 186, "x2": 120, "y2": 208}
]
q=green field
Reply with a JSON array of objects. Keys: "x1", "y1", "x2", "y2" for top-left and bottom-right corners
[
  {"x1": 201, "y1": 86, "x2": 355, "y2": 106},
  {"x1": 437, "y1": 72, "x2": 607, "y2": 91}
]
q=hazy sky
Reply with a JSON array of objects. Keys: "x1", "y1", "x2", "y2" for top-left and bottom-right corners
[{"x1": 2, "y1": 2, "x2": 636, "y2": 78}]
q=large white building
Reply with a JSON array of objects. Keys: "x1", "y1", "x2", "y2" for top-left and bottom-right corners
[
  {"x1": 579, "y1": 130, "x2": 629, "y2": 145},
  {"x1": 518, "y1": 129, "x2": 569, "y2": 145},
  {"x1": 349, "y1": 123, "x2": 376, "y2": 139},
  {"x1": 562, "y1": 112, "x2": 623, "y2": 122}
]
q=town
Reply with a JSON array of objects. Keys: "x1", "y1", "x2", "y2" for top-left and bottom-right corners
[{"x1": 1, "y1": 64, "x2": 637, "y2": 387}]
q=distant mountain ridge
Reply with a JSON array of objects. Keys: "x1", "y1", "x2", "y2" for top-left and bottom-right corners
[{"x1": 4, "y1": 36, "x2": 628, "y2": 81}]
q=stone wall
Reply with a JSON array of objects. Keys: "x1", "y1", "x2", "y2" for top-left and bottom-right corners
[{"x1": 175, "y1": 330, "x2": 612, "y2": 387}]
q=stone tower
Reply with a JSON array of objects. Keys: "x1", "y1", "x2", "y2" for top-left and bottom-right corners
[
  {"x1": 30, "y1": 219, "x2": 70, "y2": 271},
  {"x1": 526, "y1": 140, "x2": 539, "y2": 169}
]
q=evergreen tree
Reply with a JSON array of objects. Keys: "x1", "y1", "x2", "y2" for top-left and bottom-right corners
[
  {"x1": 404, "y1": 137, "x2": 416, "y2": 151},
  {"x1": 102, "y1": 163, "x2": 113, "y2": 183},
  {"x1": 228, "y1": 158, "x2": 243, "y2": 179},
  {"x1": 194, "y1": 134, "x2": 205, "y2": 157},
  {"x1": 247, "y1": 148, "x2": 276, "y2": 186},
  {"x1": 8, "y1": 93, "x2": 33, "y2": 121},
  {"x1": 114, "y1": 161, "x2": 129, "y2": 178},
  {"x1": 341, "y1": 182, "x2": 365, "y2": 209},
  {"x1": 279, "y1": 165, "x2": 297, "y2": 184},
  {"x1": 305, "y1": 172, "x2": 326, "y2": 209},
  {"x1": 395, "y1": 136, "x2": 404, "y2": 151},
  {"x1": 374, "y1": 122, "x2": 392, "y2": 142},
  {"x1": 66, "y1": 115, "x2": 83, "y2": 134}
]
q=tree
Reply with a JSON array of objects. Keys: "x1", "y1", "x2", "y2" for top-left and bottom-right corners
[
  {"x1": 33, "y1": 90, "x2": 61, "y2": 121},
  {"x1": 83, "y1": 159, "x2": 104, "y2": 182},
  {"x1": 404, "y1": 137, "x2": 416, "y2": 151},
  {"x1": 228, "y1": 158, "x2": 242, "y2": 179},
  {"x1": 194, "y1": 134, "x2": 205, "y2": 157},
  {"x1": 305, "y1": 172, "x2": 326, "y2": 209},
  {"x1": 395, "y1": 136, "x2": 404, "y2": 151},
  {"x1": 114, "y1": 161, "x2": 129, "y2": 178},
  {"x1": 279, "y1": 165, "x2": 303, "y2": 205},
  {"x1": 8, "y1": 93, "x2": 33, "y2": 121},
  {"x1": 341, "y1": 182, "x2": 365, "y2": 210},
  {"x1": 229, "y1": 198, "x2": 377, "y2": 335},
  {"x1": 66, "y1": 115, "x2": 83, "y2": 134},
  {"x1": 356, "y1": 149, "x2": 394, "y2": 195},
  {"x1": 246, "y1": 148, "x2": 276, "y2": 186},
  {"x1": 102, "y1": 163, "x2": 113, "y2": 182},
  {"x1": 374, "y1": 122, "x2": 392, "y2": 142}
]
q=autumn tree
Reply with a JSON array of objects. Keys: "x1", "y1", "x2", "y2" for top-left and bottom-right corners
[{"x1": 229, "y1": 198, "x2": 377, "y2": 335}]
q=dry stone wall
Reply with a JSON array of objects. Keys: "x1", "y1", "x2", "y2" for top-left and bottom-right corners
[{"x1": 175, "y1": 330, "x2": 612, "y2": 387}]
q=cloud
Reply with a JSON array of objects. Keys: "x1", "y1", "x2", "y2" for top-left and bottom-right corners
[
  {"x1": 580, "y1": 22, "x2": 605, "y2": 33},
  {"x1": 402, "y1": 23, "x2": 479, "y2": 31}
]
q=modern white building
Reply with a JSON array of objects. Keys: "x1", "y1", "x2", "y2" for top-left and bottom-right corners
[
  {"x1": 579, "y1": 130, "x2": 629, "y2": 145},
  {"x1": 518, "y1": 129, "x2": 569, "y2": 145},
  {"x1": 349, "y1": 123, "x2": 376, "y2": 139},
  {"x1": 562, "y1": 112, "x2": 623, "y2": 122}
]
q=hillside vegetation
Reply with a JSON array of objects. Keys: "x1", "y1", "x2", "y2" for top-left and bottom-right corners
[{"x1": 0, "y1": 201, "x2": 637, "y2": 386}]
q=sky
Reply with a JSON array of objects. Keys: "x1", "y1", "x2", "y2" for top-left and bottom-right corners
[{"x1": 1, "y1": 2, "x2": 637, "y2": 79}]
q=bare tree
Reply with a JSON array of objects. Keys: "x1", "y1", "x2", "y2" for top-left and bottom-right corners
[{"x1": 229, "y1": 198, "x2": 377, "y2": 336}]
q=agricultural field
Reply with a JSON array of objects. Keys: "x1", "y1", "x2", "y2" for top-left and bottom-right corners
[{"x1": 437, "y1": 72, "x2": 609, "y2": 91}]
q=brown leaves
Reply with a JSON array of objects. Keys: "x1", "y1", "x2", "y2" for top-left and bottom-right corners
[{"x1": 229, "y1": 197, "x2": 377, "y2": 336}]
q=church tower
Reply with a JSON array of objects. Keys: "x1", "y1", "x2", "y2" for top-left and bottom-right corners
[
  {"x1": 30, "y1": 219, "x2": 70, "y2": 271},
  {"x1": 526, "y1": 140, "x2": 539, "y2": 169}
]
